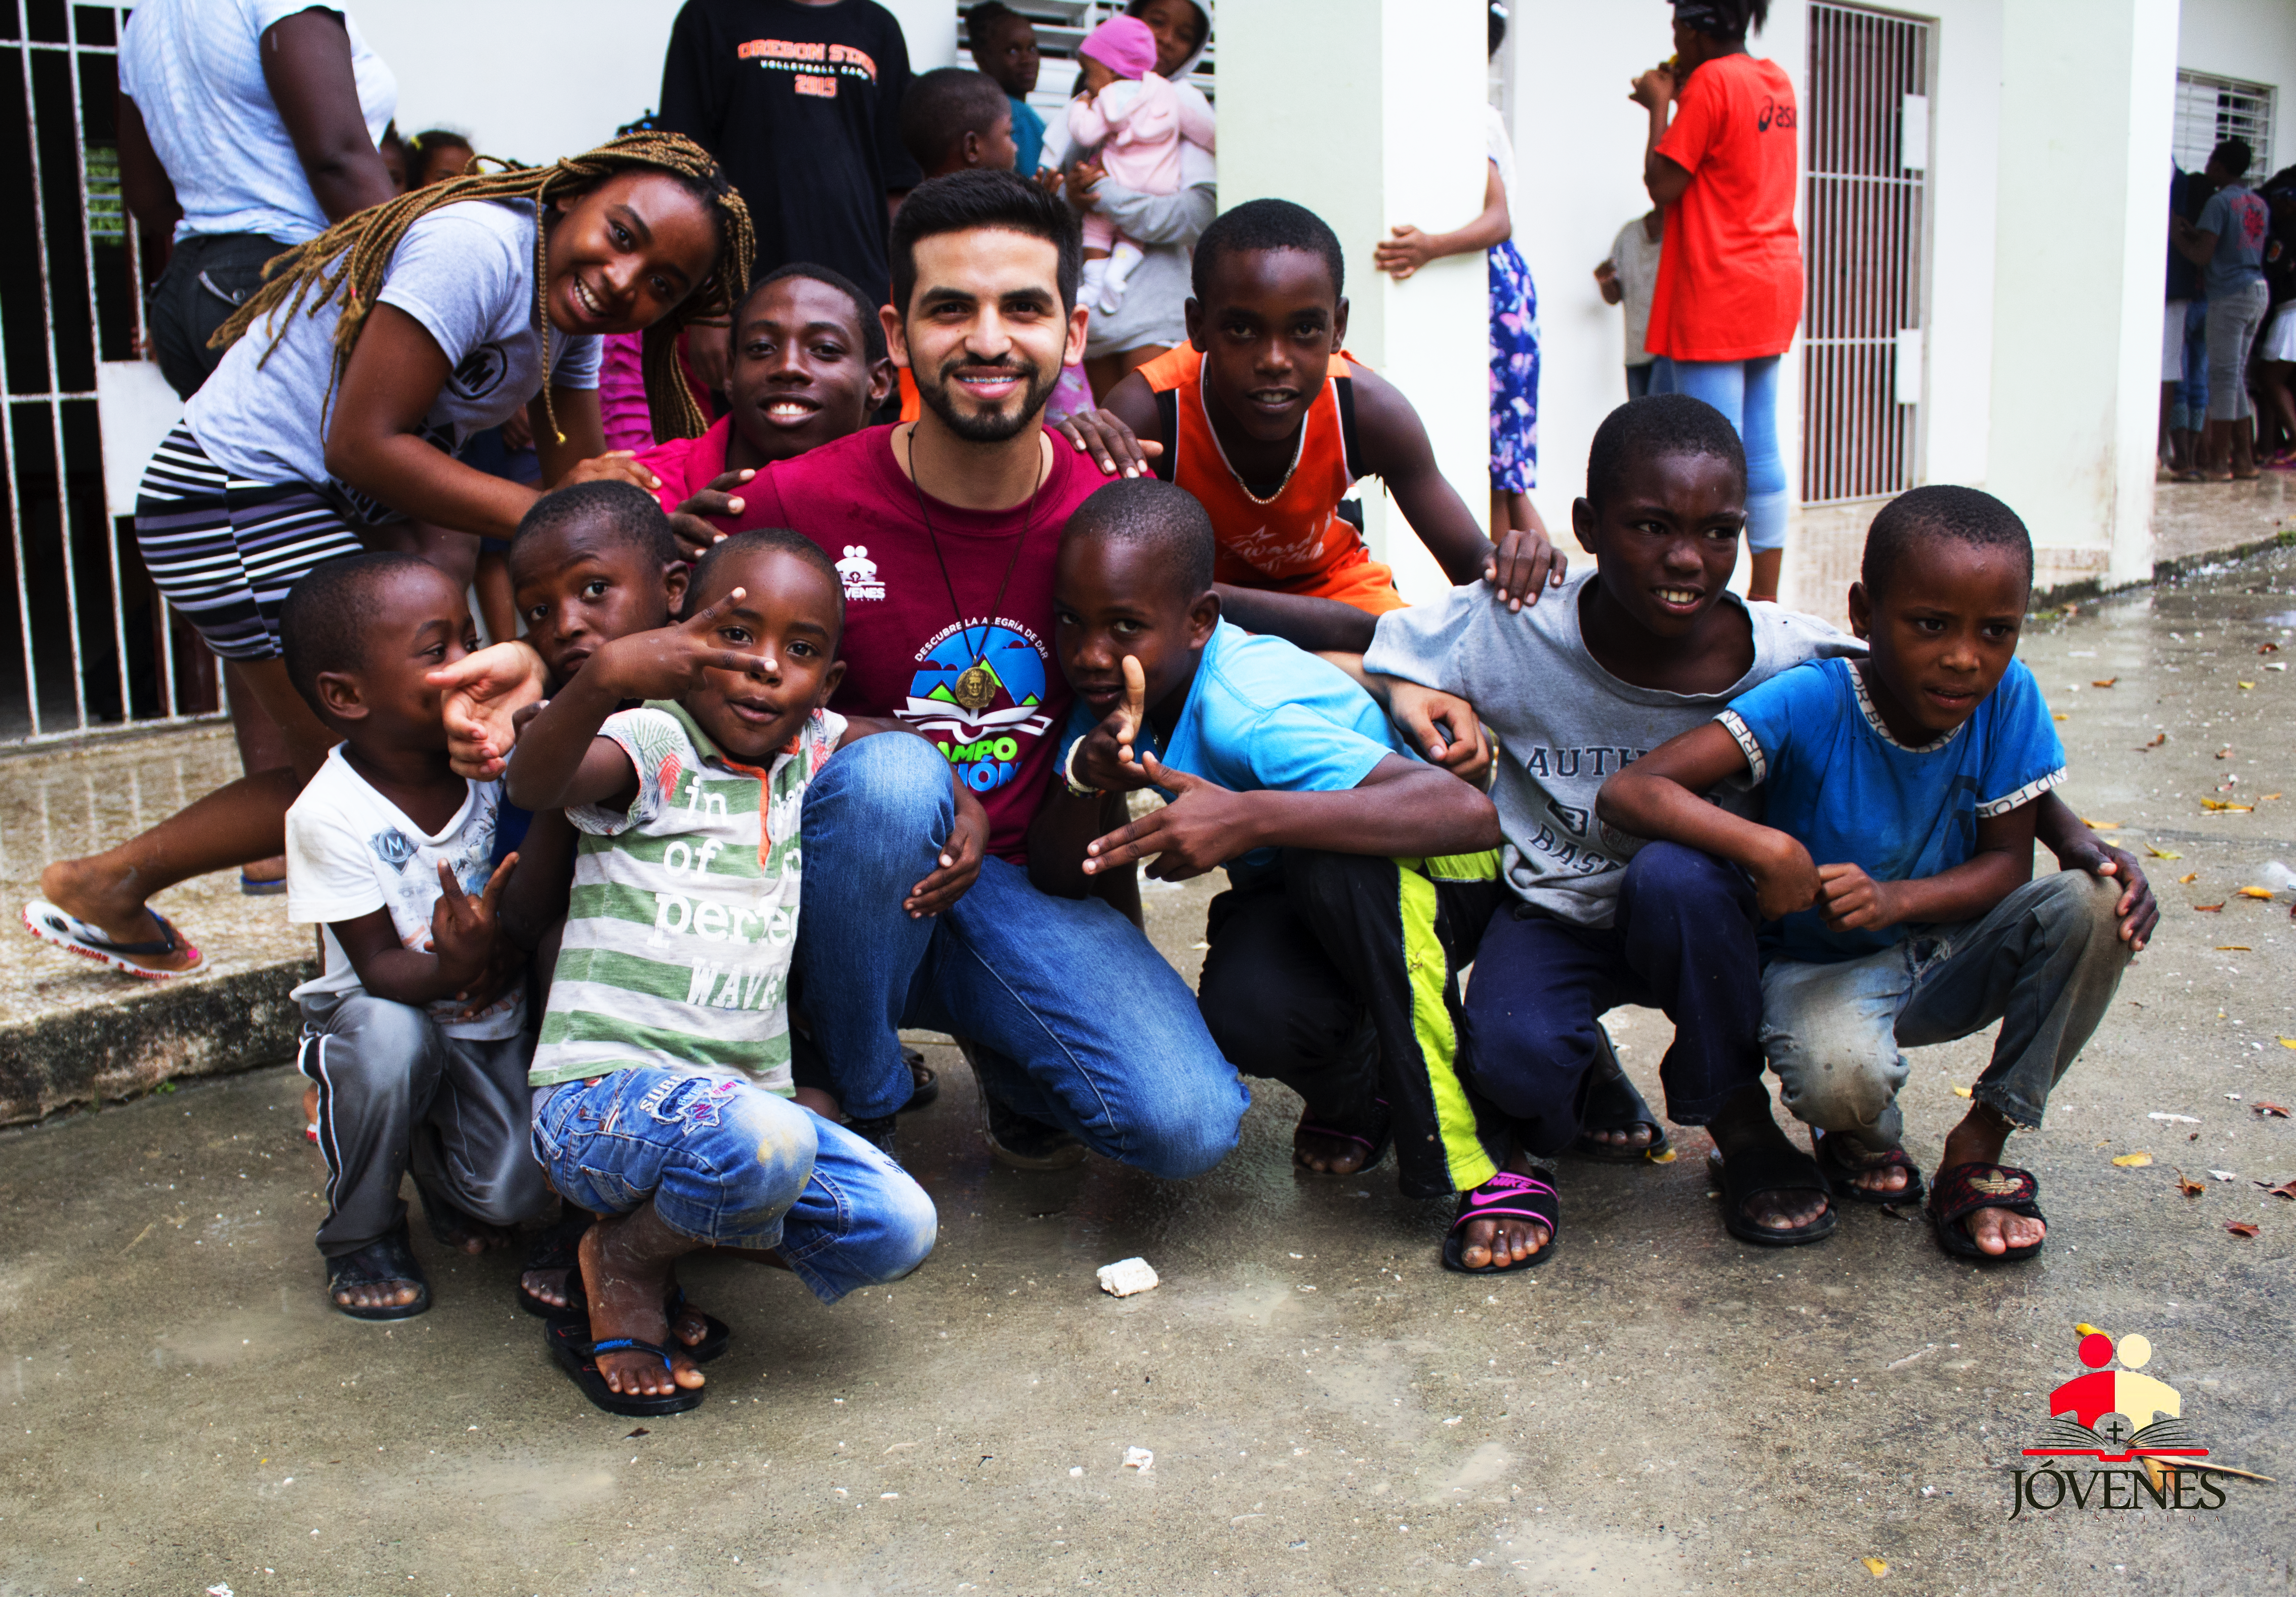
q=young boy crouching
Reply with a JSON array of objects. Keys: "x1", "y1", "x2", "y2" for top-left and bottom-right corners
[
  {"x1": 1600, "y1": 486, "x2": 2143, "y2": 1262},
  {"x1": 506, "y1": 529, "x2": 947, "y2": 1415},
  {"x1": 282, "y1": 554, "x2": 546, "y2": 1320}
]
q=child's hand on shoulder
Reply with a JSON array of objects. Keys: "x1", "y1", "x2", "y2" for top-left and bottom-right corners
[
  {"x1": 589, "y1": 589, "x2": 764, "y2": 703},
  {"x1": 1815, "y1": 862, "x2": 1900, "y2": 933},
  {"x1": 1485, "y1": 519, "x2": 1566, "y2": 612},
  {"x1": 668, "y1": 468, "x2": 755, "y2": 563},
  {"x1": 427, "y1": 855, "x2": 517, "y2": 991},
  {"x1": 1744, "y1": 829, "x2": 1822, "y2": 921}
]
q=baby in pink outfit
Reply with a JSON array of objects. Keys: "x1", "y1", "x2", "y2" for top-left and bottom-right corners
[{"x1": 1066, "y1": 14, "x2": 1215, "y2": 313}]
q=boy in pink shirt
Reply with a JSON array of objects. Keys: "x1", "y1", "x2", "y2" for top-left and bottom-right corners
[{"x1": 1065, "y1": 14, "x2": 1214, "y2": 314}]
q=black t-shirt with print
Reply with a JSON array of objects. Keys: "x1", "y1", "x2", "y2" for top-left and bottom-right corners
[{"x1": 660, "y1": 0, "x2": 923, "y2": 311}]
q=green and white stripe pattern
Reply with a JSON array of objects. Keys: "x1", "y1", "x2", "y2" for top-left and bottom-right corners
[{"x1": 528, "y1": 700, "x2": 845, "y2": 1094}]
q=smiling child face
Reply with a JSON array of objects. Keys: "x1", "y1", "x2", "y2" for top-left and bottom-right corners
[
  {"x1": 726, "y1": 275, "x2": 893, "y2": 469},
  {"x1": 1185, "y1": 247, "x2": 1348, "y2": 447},
  {"x1": 679, "y1": 548, "x2": 846, "y2": 762}
]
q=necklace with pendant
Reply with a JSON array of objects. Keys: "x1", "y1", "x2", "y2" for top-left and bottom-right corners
[{"x1": 907, "y1": 423, "x2": 1043, "y2": 713}]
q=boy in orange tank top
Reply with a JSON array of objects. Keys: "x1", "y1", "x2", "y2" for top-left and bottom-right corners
[{"x1": 1103, "y1": 199, "x2": 1565, "y2": 653}]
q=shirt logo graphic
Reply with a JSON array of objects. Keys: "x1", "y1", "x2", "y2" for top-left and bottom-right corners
[
  {"x1": 904, "y1": 621, "x2": 1053, "y2": 794},
  {"x1": 369, "y1": 828, "x2": 419, "y2": 871},
  {"x1": 448, "y1": 344, "x2": 508, "y2": 401},
  {"x1": 838, "y1": 544, "x2": 885, "y2": 601}
]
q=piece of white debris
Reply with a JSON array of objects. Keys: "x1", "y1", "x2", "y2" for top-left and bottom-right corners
[
  {"x1": 2211, "y1": 1170, "x2": 2239, "y2": 1182},
  {"x1": 2148, "y1": 1113, "x2": 2201, "y2": 1124},
  {"x1": 1097, "y1": 1257, "x2": 1160, "y2": 1296},
  {"x1": 207, "y1": 1586, "x2": 234, "y2": 1597},
  {"x1": 1070, "y1": 1466, "x2": 1085, "y2": 1478},
  {"x1": 1124, "y1": 1446, "x2": 1155, "y2": 1473}
]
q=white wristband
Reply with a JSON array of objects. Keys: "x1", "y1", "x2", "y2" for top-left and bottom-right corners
[{"x1": 1063, "y1": 736, "x2": 1101, "y2": 798}]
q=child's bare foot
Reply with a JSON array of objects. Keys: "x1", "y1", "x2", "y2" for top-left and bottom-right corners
[
  {"x1": 35, "y1": 857, "x2": 200, "y2": 974},
  {"x1": 1708, "y1": 1088, "x2": 1834, "y2": 1239},
  {"x1": 1580, "y1": 1121, "x2": 1656, "y2": 1152},
  {"x1": 579, "y1": 1209, "x2": 704, "y2": 1397},
  {"x1": 1446, "y1": 1159, "x2": 1556, "y2": 1271},
  {"x1": 1292, "y1": 1103, "x2": 1387, "y2": 1175},
  {"x1": 325, "y1": 1226, "x2": 428, "y2": 1319},
  {"x1": 1935, "y1": 1105, "x2": 2046, "y2": 1255}
]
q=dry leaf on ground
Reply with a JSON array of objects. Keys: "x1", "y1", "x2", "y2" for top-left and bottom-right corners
[
  {"x1": 2239, "y1": 681, "x2": 2256, "y2": 690},
  {"x1": 2227, "y1": 1221, "x2": 2261, "y2": 1238},
  {"x1": 1950, "y1": 1085, "x2": 1973, "y2": 1098},
  {"x1": 2253, "y1": 1102, "x2": 2291, "y2": 1118},
  {"x1": 1861, "y1": 1557, "x2": 1889, "y2": 1578},
  {"x1": 2262, "y1": 1179, "x2": 2296, "y2": 1200},
  {"x1": 2143, "y1": 733, "x2": 2167, "y2": 748},
  {"x1": 2084, "y1": 818, "x2": 2120, "y2": 829},
  {"x1": 2093, "y1": 678, "x2": 2118, "y2": 688},
  {"x1": 2180, "y1": 872, "x2": 2200, "y2": 884},
  {"x1": 2112, "y1": 1152, "x2": 2154, "y2": 1167},
  {"x1": 2217, "y1": 945, "x2": 2254, "y2": 951},
  {"x1": 2194, "y1": 902, "x2": 2226, "y2": 912},
  {"x1": 2262, "y1": 643, "x2": 2281, "y2": 654},
  {"x1": 2177, "y1": 1173, "x2": 2207, "y2": 1197},
  {"x1": 2147, "y1": 846, "x2": 2183, "y2": 859},
  {"x1": 2238, "y1": 887, "x2": 2275, "y2": 899},
  {"x1": 2218, "y1": 747, "x2": 2236, "y2": 759}
]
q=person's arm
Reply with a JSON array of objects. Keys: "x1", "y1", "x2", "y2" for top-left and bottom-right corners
[
  {"x1": 430, "y1": 639, "x2": 550, "y2": 780},
  {"x1": 2172, "y1": 214, "x2": 2220, "y2": 266},
  {"x1": 1373, "y1": 163, "x2": 1509, "y2": 280},
  {"x1": 832, "y1": 715, "x2": 988, "y2": 917},
  {"x1": 2032, "y1": 790, "x2": 2157, "y2": 951},
  {"x1": 114, "y1": 93, "x2": 180, "y2": 274},
  {"x1": 1027, "y1": 781, "x2": 1106, "y2": 900},
  {"x1": 1594, "y1": 257, "x2": 1624, "y2": 304},
  {"x1": 260, "y1": 8, "x2": 397, "y2": 224},
  {"x1": 1078, "y1": 752, "x2": 1499, "y2": 882},
  {"x1": 1087, "y1": 177, "x2": 1216, "y2": 248},
  {"x1": 1351, "y1": 364, "x2": 1563, "y2": 604},
  {"x1": 1596, "y1": 721, "x2": 1820, "y2": 919},
  {"x1": 1629, "y1": 66, "x2": 1692, "y2": 209},
  {"x1": 329, "y1": 858, "x2": 517, "y2": 1009}
]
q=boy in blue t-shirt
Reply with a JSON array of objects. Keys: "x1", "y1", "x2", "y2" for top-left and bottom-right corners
[
  {"x1": 1601, "y1": 486, "x2": 2134, "y2": 1265},
  {"x1": 1033, "y1": 479, "x2": 1508, "y2": 1223}
]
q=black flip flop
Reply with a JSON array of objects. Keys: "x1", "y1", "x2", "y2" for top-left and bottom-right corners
[
  {"x1": 1707, "y1": 1145, "x2": 1836, "y2": 1247},
  {"x1": 1812, "y1": 1128, "x2": 1928, "y2": 1207},
  {"x1": 1926, "y1": 1161, "x2": 2046, "y2": 1263},
  {"x1": 546, "y1": 1271, "x2": 730, "y2": 1364},
  {"x1": 325, "y1": 1224, "x2": 430, "y2": 1321},
  {"x1": 1439, "y1": 1171, "x2": 1559, "y2": 1274},
  {"x1": 1293, "y1": 1097, "x2": 1392, "y2": 1176},
  {"x1": 1571, "y1": 1038, "x2": 1672, "y2": 1163},
  {"x1": 516, "y1": 1210, "x2": 594, "y2": 1318},
  {"x1": 416, "y1": 1179, "x2": 508, "y2": 1254},
  {"x1": 546, "y1": 1319, "x2": 705, "y2": 1417},
  {"x1": 901, "y1": 1046, "x2": 940, "y2": 1112}
]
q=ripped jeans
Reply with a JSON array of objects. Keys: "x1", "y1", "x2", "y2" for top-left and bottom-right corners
[{"x1": 531, "y1": 1068, "x2": 938, "y2": 1304}]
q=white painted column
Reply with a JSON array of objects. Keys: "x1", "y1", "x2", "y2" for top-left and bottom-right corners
[
  {"x1": 1985, "y1": 0, "x2": 2179, "y2": 589},
  {"x1": 1217, "y1": 0, "x2": 1488, "y2": 602},
  {"x1": 880, "y1": 0, "x2": 960, "y2": 73}
]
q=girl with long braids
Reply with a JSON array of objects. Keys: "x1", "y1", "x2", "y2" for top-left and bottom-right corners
[{"x1": 26, "y1": 133, "x2": 753, "y2": 979}]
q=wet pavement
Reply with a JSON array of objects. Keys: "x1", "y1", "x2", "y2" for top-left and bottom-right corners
[{"x1": 4, "y1": 549, "x2": 2296, "y2": 1595}]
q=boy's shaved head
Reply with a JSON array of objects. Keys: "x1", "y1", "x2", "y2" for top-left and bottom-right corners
[
  {"x1": 1063, "y1": 478, "x2": 1215, "y2": 598},
  {"x1": 511, "y1": 481, "x2": 676, "y2": 575},
  {"x1": 1862, "y1": 484, "x2": 2033, "y2": 598},
  {"x1": 689, "y1": 528, "x2": 845, "y2": 626},
  {"x1": 1586, "y1": 394, "x2": 1747, "y2": 510},
  {"x1": 1193, "y1": 198, "x2": 1345, "y2": 304},
  {"x1": 901, "y1": 68, "x2": 1011, "y2": 173},
  {"x1": 281, "y1": 552, "x2": 434, "y2": 714}
]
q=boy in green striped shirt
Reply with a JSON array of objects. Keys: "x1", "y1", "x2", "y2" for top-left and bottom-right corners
[{"x1": 508, "y1": 529, "x2": 973, "y2": 1415}]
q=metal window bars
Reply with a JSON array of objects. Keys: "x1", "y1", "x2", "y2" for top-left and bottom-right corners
[
  {"x1": 1801, "y1": 2, "x2": 1932, "y2": 508},
  {"x1": 0, "y1": 1, "x2": 217, "y2": 749},
  {"x1": 2173, "y1": 71, "x2": 2275, "y2": 181},
  {"x1": 954, "y1": 0, "x2": 1216, "y2": 140}
]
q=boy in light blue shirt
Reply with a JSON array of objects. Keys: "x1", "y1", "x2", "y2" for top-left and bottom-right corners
[
  {"x1": 1601, "y1": 486, "x2": 2134, "y2": 1267},
  {"x1": 1032, "y1": 479, "x2": 1509, "y2": 1225}
]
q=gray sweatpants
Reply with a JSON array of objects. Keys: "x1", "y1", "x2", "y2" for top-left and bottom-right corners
[
  {"x1": 1757, "y1": 872, "x2": 2130, "y2": 1154},
  {"x1": 296, "y1": 990, "x2": 549, "y2": 1258},
  {"x1": 2206, "y1": 278, "x2": 2270, "y2": 423}
]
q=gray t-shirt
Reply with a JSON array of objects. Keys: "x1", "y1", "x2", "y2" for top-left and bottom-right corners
[
  {"x1": 185, "y1": 199, "x2": 602, "y2": 501},
  {"x1": 1365, "y1": 569, "x2": 1864, "y2": 928},
  {"x1": 2197, "y1": 183, "x2": 2271, "y2": 299}
]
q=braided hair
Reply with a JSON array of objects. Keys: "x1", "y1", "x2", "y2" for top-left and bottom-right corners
[{"x1": 212, "y1": 131, "x2": 754, "y2": 445}]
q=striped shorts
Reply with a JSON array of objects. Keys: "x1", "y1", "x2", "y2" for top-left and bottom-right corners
[{"x1": 134, "y1": 426, "x2": 368, "y2": 661}]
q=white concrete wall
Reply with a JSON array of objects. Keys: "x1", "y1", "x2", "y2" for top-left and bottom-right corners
[
  {"x1": 360, "y1": 0, "x2": 960, "y2": 166},
  {"x1": 1218, "y1": 0, "x2": 1488, "y2": 602},
  {"x1": 2180, "y1": 0, "x2": 2296, "y2": 174}
]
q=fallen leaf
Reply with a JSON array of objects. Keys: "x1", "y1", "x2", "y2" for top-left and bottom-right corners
[
  {"x1": 1951, "y1": 1085, "x2": 1973, "y2": 1098},
  {"x1": 2264, "y1": 1179, "x2": 2296, "y2": 1200},
  {"x1": 626, "y1": 1427, "x2": 649, "y2": 1439},
  {"x1": 2227, "y1": 1221, "x2": 2260, "y2": 1238},
  {"x1": 2053, "y1": 713, "x2": 2069, "y2": 722},
  {"x1": 2239, "y1": 681, "x2": 2256, "y2": 690},
  {"x1": 2278, "y1": 1038, "x2": 2296, "y2": 1049},
  {"x1": 2263, "y1": 642, "x2": 2282, "y2": 653},
  {"x1": 1862, "y1": 1556, "x2": 1889, "y2": 1578},
  {"x1": 2217, "y1": 945, "x2": 2254, "y2": 951},
  {"x1": 2193, "y1": 902, "x2": 2226, "y2": 912},
  {"x1": 2217, "y1": 747, "x2": 2236, "y2": 759},
  {"x1": 2200, "y1": 798, "x2": 2254, "y2": 812},
  {"x1": 2083, "y1": 818, "x2": 2121, "y2": 830},
  {"x1": 2254, "y1": 1102, "x2": 2290, "y2": 1118},
  {"x1": 2112, "y1": 1152, "x2": 2154, "y2": 1167},
  {"x1": 2144, "y1": 733, "x2": 2168, "y2": 748},
  {"x1": 2093, "y1": 677, "x2": 2118, "y2": 688},
  {"x1": 2238, "y1": 886, "x2": 2275, "y2": 899},
  {"x1": 2266, "y1": 792, "x2": 2286, "y2": 802},
  {"x1": 2074, "y1": 1322, "x2": 2108, "y2": 1336},
  {"x1": 2147, "y1": 846, "x2": 2183, "y2": 859},
  {"x1": 2180, "y1": 872, "x2": 2199, "y2": 884},
  {"x1": 2177, "y1": 1174, "x2": 2207, "y2": 1197}
]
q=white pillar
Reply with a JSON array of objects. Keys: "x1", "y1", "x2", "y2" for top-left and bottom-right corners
[
  {"x1": 1985, "y1": 0, "x2": 2179, "y2": 590},
  {"x1": 1217, "y1": 0, "x2": 1488, "y2": 602},
  {"x1": 881, "y1": 0, "x2": 960, "y2": 72}
]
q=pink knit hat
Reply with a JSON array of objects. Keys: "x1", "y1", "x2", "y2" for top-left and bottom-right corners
[{"x1": 1078, "y1": 15, "x2": 1158, "y2": 79}]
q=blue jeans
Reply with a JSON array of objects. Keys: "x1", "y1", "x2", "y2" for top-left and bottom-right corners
[
  {"x1": 795, "y1": 733, "x2": 1248, "y2": 1176},
  {"x1": 2174, "y1": 298, "x2": 2211, "y2": 432},
  {"x1": 531, "y1": 1069, "x2": 937, "y2": 1305},
  {"x1": 1653, "y1": 354, "x2": 1787, "y2": 552}
]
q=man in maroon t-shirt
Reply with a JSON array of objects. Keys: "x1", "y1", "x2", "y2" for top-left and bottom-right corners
[{"x1": 756, "y1": 171, "x2": 1246, "y2": 1168}]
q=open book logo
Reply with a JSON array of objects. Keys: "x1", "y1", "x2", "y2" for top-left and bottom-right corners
[{"x1": 2023, "y1": 1330, "x2": 2203, "y2": 1463}]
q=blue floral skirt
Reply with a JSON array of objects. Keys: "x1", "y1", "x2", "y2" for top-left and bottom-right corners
[{"x1": 1489, "y1": 240, "x2": 1540, "y2": 492}]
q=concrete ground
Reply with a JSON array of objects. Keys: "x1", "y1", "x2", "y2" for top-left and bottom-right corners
[{"x1": 5, "y1": 548, "x2": 2296, "y2": 1595}]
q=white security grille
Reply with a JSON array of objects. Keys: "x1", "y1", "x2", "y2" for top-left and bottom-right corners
[
  {"x1": 954, "y1": 1, "x2": 1214, "y2": 141},
  {"x1": 2174, "y1": 71, "x2": 2274, "y2": 179},
  {"x1": 1801, "y1": 2, "x2": 1932, "y2": 507},
  {"x1": 0, "y1": 0, "x2": 217, "y2": 747}
]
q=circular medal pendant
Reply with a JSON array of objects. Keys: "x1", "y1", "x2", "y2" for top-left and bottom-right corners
[{"x1": 953, "y1": 662, "x2": 996, "y2": 710}]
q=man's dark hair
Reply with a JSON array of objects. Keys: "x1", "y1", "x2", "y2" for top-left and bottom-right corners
[
  {"x1": 2211, "y1": 138, "x2": 2254, "y2": 180},
  {"x1": 901, "y1": 68, "x2": 1012, "y2": 175},
  {"x1": 1062, "y1": 478, "x2": 1216, "y2": 597},
  {"x1": 734, "y1": 261, "x2": 888, "y2": 365},
  {"x1": 1861, "y1": 485, "x2": 2033, "y2": 598},
  {"x1": 510, "y1": 481, "x2": 677, "y2": 574},
  {"x1": 1192, "y1": 198, "x2": 1345, "y2": 305},
  {"x1": 967, "y1": 1, "x2": 1018, "y2": 32},
  {"x1": 889, "y1": 169, "x2": 1082, "y2": 317},
  {"x1": 688, "y1": 528, "x2": 847, "y2": 635},
  {"x1": 280, "y1": 552, "x2": 434, "y2": 717},
  {"x1": 1585, "y1": 394, "x2": 1747, "y2": 510},
  {"x1": 1674, "y1": 0, "x2": 1769, "y2": 40}
]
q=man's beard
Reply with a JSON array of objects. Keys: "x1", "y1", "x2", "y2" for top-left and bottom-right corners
[{"x1": 917, "y1": 352, "x2": 1059, "y2": 443}]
